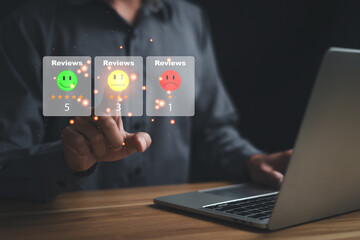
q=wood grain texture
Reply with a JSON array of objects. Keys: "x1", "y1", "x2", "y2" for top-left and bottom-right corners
[{"x1": 1, "y1": 182, "x2": 360, "y2": 240}]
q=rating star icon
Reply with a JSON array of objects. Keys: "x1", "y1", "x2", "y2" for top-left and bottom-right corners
[
  {"x1": 50, "y1": 94, "x2": 84, "y2": 100},
  {"x1": 168, "y1": 95, "x2": 173, "y2": 99}
]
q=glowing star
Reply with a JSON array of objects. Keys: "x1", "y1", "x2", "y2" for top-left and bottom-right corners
[
  {"x1": 94, "y1": 89, "x2": 99, "y2": 94},
  {"x1": 107, "y1": 66, "x2": 112, "y2": 71},
  {"x1": 109, "y1": 95, "x2": 114, "y2": 99},
  {"x1": 107, "y1": 70, "x2": 129, "y2": 92},
  {"x1": 65, "y1": 95, "x2": 69, "y2": 99},
  {"x1": 117, "y1": 96, "x2": 123, "y2": 102},
  {"x1": 127, "y1": 112, "x2": 132, "y2": 117},
  {"x1": 119, "y1": 45, "x2": 123, "y2": 49},
  {"x1": 58, "y1": 95, "x2": 62, "y2": 99},
  {"x1": 142, "y1": 85, "x2": 146, "y2": 91},
  {"x1": 51, "y1": 95, "x2": 56, "y2": 99},
  {"x1": 149, "y1": 38, "x2": 154, "y2": 42},
  {"x1": 81, "y1": 65, "x2": 88, "y2": 72},
  {"x1": 151, "y1": 118, "x2": 155, "y2": 122},
  {"x1": 53, "y1": 76, "x2": 56, "y2": 80},
  {"x1": 77, "y1": 69, "x2": 81, "y2": 74},
  {"x1": 72, "y1": 95, "x2": 76, "y2": 99},
  {"x1": 155, "y1": 105, "x2": 160, "y2": 110},
  {"x1": 167, "y1": 91, "x2": 171, "y2": 95},
  {"x1": 170, "y1": 119, "x2": 175, "y2": 125},
  {"x1": 57, "y1": 70, "x2": 78, "y2": 91},
  {"x1": 166, "y1": 58, "x2": 171, "y2": 62},
  {"x1": 159, "y1": 100, "x2": 165, "y2": 107},
  {"x1": 84, "y1": 73, "x2": 89, "y2": 78},
  {"x1": 122, "y1": 142, "x2": 126, "y2": 146},
  {"x1": 82, "y1": 99, "x2": 89, "y2": 107},
  {"x1": 77, "y1": 98, "x2": 82, "y2": 102},
  {"x1": 69, "y1": 119, "x2": 75, "y2": 125},
  {"x1": 155, "y1": 99, "x2": 160, "y2": 104},
  {"x1": 93, "y1": 116, "x2": 99, "y2": 121},
  {"x1": 97, "y1": 76, "x2": 100, "y2": 79},
  {"x1": 130, "y1": 73, "x2": 137, "y2": 81},
  {"x1": 106, "y1": 108, "x2": 111, "y2": 113},
  {"x1": 86, "y1": 60, "x2": 91, "y2": 65}
]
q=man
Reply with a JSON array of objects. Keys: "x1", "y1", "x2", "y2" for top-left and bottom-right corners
[{"x1": 0, "y1": 0, "x2": 291, "y2": 202}]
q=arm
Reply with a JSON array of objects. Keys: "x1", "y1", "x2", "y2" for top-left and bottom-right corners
[
  {"x1": 0, "y1": 142, "x2": 84, "y2": 202},
  {"x1": 0, "y1": 12, "x2": 83, "y2": 202},
  {"x1": 0, "y1": 10, "x2": 151, "y2": 202}
]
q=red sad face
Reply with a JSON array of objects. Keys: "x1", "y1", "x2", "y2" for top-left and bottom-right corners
[{"x1": 159, "y1": 70, "x2": 181, "y2": 91}]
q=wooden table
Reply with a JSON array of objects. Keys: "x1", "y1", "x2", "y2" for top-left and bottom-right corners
[{"x1": 1, "y1": 182, "x2": 360, "y2": 240}]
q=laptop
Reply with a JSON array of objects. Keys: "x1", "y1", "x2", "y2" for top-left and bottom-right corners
[{"x1": 154, "y1": 47, "x2": 360, "y2": 231}]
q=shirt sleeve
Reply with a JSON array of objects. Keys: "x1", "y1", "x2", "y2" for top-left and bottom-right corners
[
  {"x1": 191, "y1": 9, "x2": 263, "y2": 182},
  {"x1": 0, "y1": 10, "x2": 84, "y2": 202}
]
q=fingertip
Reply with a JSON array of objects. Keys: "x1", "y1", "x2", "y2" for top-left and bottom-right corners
[
  {"x1": 139, "y1": 137, "x2": 147, "y2": 152},
  {"x1": 143, "y1": 132, "x2": 152, "y2": 147},
  {"x1": 270, "y1": 171, "x2": 284, "y2": 187},
  {"x1": 134, "y1": 132, "x2": 152, "y2": 152}
]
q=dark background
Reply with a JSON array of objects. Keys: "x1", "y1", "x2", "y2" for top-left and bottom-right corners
[
  {"x1": 2, "y1": 0, "x2": 360, "y2": 153},
  {"x1": 191, "y1": 0, "x2": 360, "y2": 152}
]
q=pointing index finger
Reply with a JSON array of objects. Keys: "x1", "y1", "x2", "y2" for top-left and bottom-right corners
[{"x1": 97, "y1": 116, "x2": 125, "y2": 151}]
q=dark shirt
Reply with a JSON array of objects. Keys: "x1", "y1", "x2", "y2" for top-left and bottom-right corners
[{"x1": 0, "y1": 0, "x2": 261, "y2": 202}]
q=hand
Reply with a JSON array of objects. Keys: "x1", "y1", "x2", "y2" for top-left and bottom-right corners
[
  {"x1": 61, "y1": 115, "x2": 152, "y2": 172},
  {"x1": 247, "y1": 149, "x2": 293, "y2": 188}
]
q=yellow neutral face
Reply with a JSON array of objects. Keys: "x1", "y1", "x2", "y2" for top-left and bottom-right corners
[{"x1": 107, "y1": 70, "x2": 129, "y2": 92}]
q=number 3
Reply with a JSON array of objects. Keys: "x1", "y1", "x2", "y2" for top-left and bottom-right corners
[{"x1": 116, "y1": 103, "x2": 121, "y2": 112}]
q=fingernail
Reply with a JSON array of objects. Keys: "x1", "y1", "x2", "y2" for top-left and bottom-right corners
[
  {"x1": 140, "y1": 137, "x2": 147, "y2": 151},
  {"x1": 278, "y1": 176, "x2": 284, "y2": 185}
]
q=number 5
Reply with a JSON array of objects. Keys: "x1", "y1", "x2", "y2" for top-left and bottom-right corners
[{"x1": 65, "y1": 103, "x2": 70, "y2": 112}]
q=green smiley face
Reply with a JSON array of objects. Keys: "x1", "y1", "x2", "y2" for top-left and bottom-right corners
[{"x1": 57, "y1": 70, "x2": 78, "y2": 91}]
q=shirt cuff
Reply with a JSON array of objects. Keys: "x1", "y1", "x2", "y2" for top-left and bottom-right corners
[
  {"x1": 73, "y1": 162, "x2": 98, "y2": 177},
  {"x1": 0, "y1": 140, "x2": 93, "y2": 202}
]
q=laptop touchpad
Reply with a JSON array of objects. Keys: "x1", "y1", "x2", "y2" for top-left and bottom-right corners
[{"x1": 201, "y1": 183, "x2": 277, "y2": 199}]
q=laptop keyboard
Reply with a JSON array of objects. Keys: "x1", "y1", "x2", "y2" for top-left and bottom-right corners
[{"x1": 204, "y1": 194, "x2": 278, "y2": 220}]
